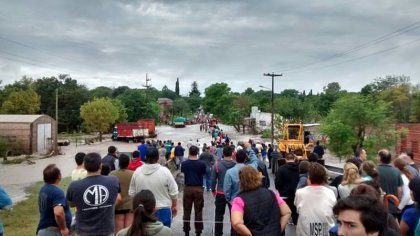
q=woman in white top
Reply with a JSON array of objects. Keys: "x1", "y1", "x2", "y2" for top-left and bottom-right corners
[
  {"x1": 338, "y1": 162, "x2": 361, "y2": 199},
  {"x1": 393, "y1": 158, "x2": 415, "y2": 217}
]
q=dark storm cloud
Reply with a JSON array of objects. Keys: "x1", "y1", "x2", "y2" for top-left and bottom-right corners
[{"x1": 0, "y1": 0, "x2": 420, "y2": 94}]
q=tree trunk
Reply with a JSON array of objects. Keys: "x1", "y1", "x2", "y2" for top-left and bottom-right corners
[{"x1": 99, "y1": 132, "x2": 103, "y2": 142}]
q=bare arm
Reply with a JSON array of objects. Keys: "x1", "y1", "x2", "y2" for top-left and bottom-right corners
[
  {"x1": 279, "y1": 203, "x2": 291, "y2": 232},
  {"x1": 400, "y1": 220, "x2": 409, "y2": 236},
  {"x1": 397, "y1": 186, "x2": 402, "y2": 200},
  {"x1": 171, "y1": 198, "x2": 178, "y2": 218},
  {"x1": 53, "y1": 205, "x2": 69, "y2": 236},
  {"x1": 231, "y1": 211, "x2": 252, "y2": 236},
  {"x1": 115, "y1": 193, "x2": 122, "y2": 206}
]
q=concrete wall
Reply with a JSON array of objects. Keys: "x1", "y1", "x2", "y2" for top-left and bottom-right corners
[
  {"x1": 396, "y1": 123, "x2": 420, "y2": 165},
  {"x1": 250, "y1": 106, "x2": 272, "y2": 131}
]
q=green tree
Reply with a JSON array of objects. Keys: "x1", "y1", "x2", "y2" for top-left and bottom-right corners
[
  {"x1": 318, "y1": 82, "x2": 344, "y2": 116},
  {"x1": 321, "y1": 94, "x2": 398, "y2": 160},
  {"x1": 160, "y1": 85, "x2": 179, "y2": 100},
  {"x1": 202, "y1": 83, "x2": 233, "y2": 119},
  {"x1": 189, "y1": 81, "x2": 201, "y2": 97},
  {"x1": 173, "y1": 98, "x2": 190, "y2": 117},
  {"x1": 80, "y1": 97, "x2": 119, "y2": 141},
  {"x1": 111, "y1": 99, "x2": 128, "y2": 122},
  {"x1": 379, "y1": 84, "x2": 411, "y2": 122},
  {"x1": 117, "y1": 89, "x2": 159, "y2": 121},
  {"x1": 243, "y1": 88, "x2": 255, "y2": 96},
  {"x1": 112, "y1": 86, "x2": 130, "y2": 98},
  {"x1": 90, "y1": 86, "x2": 113, "y2": 99},
  {"x1": 225, "y1": 95, "x2": 252, "y2": 132},
  {"x1": 1, "y1": 88, "x2": 40, "y2": 114},
  {"x1": 274, "y1": 96, "x2": 317, "y2": 123},
  {"x1": 410, "y1": 89, "x2": 420, "y2": 122}
]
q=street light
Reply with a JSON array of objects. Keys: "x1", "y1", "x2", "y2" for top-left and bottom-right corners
[{"x1": 263, "y1": 73, "x2": 283, "y2": 146}]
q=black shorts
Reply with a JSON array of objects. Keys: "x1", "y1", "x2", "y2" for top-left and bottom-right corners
[{"x1": 115, "y1": 209, "x2": 131, "y2": 215}]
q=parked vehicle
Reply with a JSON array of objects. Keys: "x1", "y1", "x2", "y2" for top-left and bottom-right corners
[
  {"x1": 174, "y1": 117, "x2": 186, "y2": 128},
  {"x1": 277, "y1": 123, "x2": 319, "y2": 159},
  {"x1": 112, "y1": 119, "x2": 156, "y2": 142}
]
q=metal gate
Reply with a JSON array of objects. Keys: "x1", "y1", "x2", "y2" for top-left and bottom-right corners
[{"x1": 37, "y1": 123, "x2": 51, "y2": 154}]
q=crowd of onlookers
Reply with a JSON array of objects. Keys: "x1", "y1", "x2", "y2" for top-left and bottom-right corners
[{"x1": 1, "y1": 135, "x2": 420, "y2": 236}]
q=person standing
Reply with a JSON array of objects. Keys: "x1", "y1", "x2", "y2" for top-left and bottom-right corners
[
  {"x1": 295, "y1": 163, "x2": 336, "y2": 235},
  {"x1": 377, "y1": 149, "x2": 403, "y2": 218},
  {"x1": 37, "y1": 164, "x2": 72, "y2": 236},
  {"x1": 128, "y1": 150, "x2": 142, "y2": 171},
  {"x1": 67, "y1": 152, "x2": 121, "y2": 236},
  {"x1": 102, "y1": 145, "x2": 119, "y2": 171},
  {"x1": 110, "y1": 154, "x2": 134, "y2": 234},
  {"x1": 181, "y1": 145, "x2": 207, "y2": 236},
  {"x1": 175, "y1": 142, "x2": 185, "y2": 170},
  {"x1": 71, "y1": 152, "x2": 87, "y2": 181},
  {"x1": 275, "y1": 153, "x2": 300, "y2": 225},
  {"x1": 313, "y1": 141, "x2": 325, "y2": 159},
  {"x1": 267, "y1": 144, "x2": 273, "y2": 169},
  {"x1": 199, "y1": 145, "x2": 215, "y2": 191},
  {"x1": 129, "y1": 147, "x2": 179, "y2": 228},
  {"x1": 211, "y1": 146, "x2": 237, "y2": 236},
  {"x1": 158, "y1": 142, "x2": 167, "y2": 166},
  {"x1": 138, "y1": 140, "x2": 148, "y2": 162}
]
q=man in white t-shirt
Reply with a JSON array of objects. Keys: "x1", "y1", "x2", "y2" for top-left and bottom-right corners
[{"x1": 294, "y1": 163, "x2": 336, "y2": 236}]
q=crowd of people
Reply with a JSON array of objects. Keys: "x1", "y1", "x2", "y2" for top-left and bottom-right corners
[{"x1": 1, "y1": 134, "x2": 420, "y2": 236}]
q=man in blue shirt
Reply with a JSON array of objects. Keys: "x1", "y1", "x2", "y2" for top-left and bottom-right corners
[
  {"x1": 181, "y1": 145, "x2": 206, "y2": 236},
  {"x1": 37, "y1": 164, "x2": 72, "y2": 236},
  {"x1": 175, "y1": 142, "x2": 185, "y2": 170},
  {"x1": 0, "y1": 185, "x2": 12, "y2": 236},
  {"x1": 137, "y1": 140, "x2": 148, "y2": 162}
]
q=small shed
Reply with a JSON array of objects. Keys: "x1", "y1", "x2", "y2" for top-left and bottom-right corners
[{"x1": 0, "y1": 115, "x2": 56, "y2": 155}]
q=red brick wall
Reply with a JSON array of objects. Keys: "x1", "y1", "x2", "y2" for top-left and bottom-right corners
[{"x1": 396, "y1": 123, "x2": 420, "y2": 165}]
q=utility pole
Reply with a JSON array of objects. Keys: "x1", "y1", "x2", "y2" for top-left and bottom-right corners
[
  {"x1": 142, "y1": 73, "x2": 152, "y2": 115},
  {"x1": 263, "y1": 73, "x2": 283, "y2": 146},
  {"x1": 54, "y1": 88, "x2": 58, "y2": 155}
]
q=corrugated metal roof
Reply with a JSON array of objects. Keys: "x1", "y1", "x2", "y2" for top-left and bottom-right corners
[{"x1": 0, "y1": 115, "x2": 47, "y2": 123}]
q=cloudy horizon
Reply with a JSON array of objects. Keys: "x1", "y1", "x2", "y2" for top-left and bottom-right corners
[{"x1": 1, "y1": 0, "x2": 420, "y2": 95}]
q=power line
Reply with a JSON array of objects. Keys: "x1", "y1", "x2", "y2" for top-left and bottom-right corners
[
  {"x1": 0, "y1": 49, "x2": 70, "y2": 72},
  {"x1": 280, "y1": 19, "x2": 420, "y2": 73},
  {"x1": 285, "y1": 37, "x2": 420, "y2": 75}
]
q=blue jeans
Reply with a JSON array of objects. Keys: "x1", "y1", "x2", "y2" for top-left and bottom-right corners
[
  {"x1": 203, "y1": 167, "x2": 212, "y2": 190},
  {"x1": 37, "y1": 228, "x2": 61, "y2": 236},
  {"x1": 155, "y1": 208, "x2": 172, "y2": 227}
]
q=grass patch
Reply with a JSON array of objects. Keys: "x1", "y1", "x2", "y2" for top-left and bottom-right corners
[{"x1": 0, "y1": 177, "x2": 72, "y2": 235}]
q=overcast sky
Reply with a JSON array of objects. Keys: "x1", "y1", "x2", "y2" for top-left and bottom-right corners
[{"x1": 1, "y1": 0, "x2": 420, "y2": 95}]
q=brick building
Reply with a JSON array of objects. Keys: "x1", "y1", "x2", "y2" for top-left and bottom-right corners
[
  {"x1": 0, "y1": 115, "x2": 56, "y2": 155},
  {"x1": 396, "y1": 123, "x2": 420, "y2": 164}
]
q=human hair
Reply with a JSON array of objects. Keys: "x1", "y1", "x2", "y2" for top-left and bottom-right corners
[
  {"x1": 409, "y1": 178, "x2": 420, "y2": 203},
  {"x1": 285, "y1": 153, "x2": 295, "y2": 161},
  {"x1": 223, "y1": 146, "x2": 233, "y2": 157},
  {"x1": 178, "y1": 142, "x2": 181, "y2": 145},
  {"x1": 75, "y1": 152, "x2": 86, "y2": 166},
  {"x1": 399, "y1": 153, "x2": 412, "y2": 164},
  {"x1": 378, "y1": 149, "x2": 391, "y2": 164},
  {"x1": 132, "y1": 150, "x2": 140, "y2": 159},
  {"x1": 236, "y1": 149, "x2": 247, "y2": 163},
  {"x1": 127, "y1": 190, "x2": 158, "y2": 236},
  {"x1": 343, "y1": 162, "x2": 360, "y2": 184},
  {"x1": 239, "y1": 166, "x2": 262, "y2": 191},
  {"x1": 101, "y1": 165, "x2": 110, "y2": 176},
  {"x1": 406, "y1": 149, "x2": 414, "y2": 160},
  {"x1": 333, "y1": 195, "x2": 387, "y2": 235},
  {"x1": 43, "y1": 164, "x2": 61, "y2": 184},
  {"x1": 346, "y1": 158, "x2": 361, "y2": 170},
  {"x1": 354, "y1": 147, "x2": 364, "y2": 157},
  {"x1": 108, "y1": 145, "x2": 117, "y2": 154},
  {"x1": 84, "y1": 152, "x2": 102, "y2": 172},
  {"x1": 299, "y1": 161, "x2": 310, "y2": 174},
  {"x1": 119, "y1": 153, "x2": 130, "y2": 169},
  {"x1": 316, "y1": 140, "x2": 320, "y2": 145},
  {"x1": 308, "y1": 152, "x2": 319, "y2": 162},
  {"x1": 360, "y1": 161, "x2": 379, "y2": 183},
  {"x1": 145, "y1": 147, "x2": 159, "y2": 163},
  {"x1": 189, "y1": 145, "x2": 199, "y2": 156},
  {"x1": 393, "y1": 158, "x2": 414, "y2": 181},
  {"x1": 308, "y1": 162, "x2": 327, "y2": 184},
  {"x1": 350, "y1": 183, "x2": 381, "y2": 202}
]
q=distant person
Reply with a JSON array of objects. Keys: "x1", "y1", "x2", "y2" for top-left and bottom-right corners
[
  {"x1": 393, "y1": 158, "x2": 415, "y2": 219},
  {"x1": 110, "y1": 154, "x2": 134, "y2": 234},
  {"x1": 275, "y1": 153, "x2": 299, "y2": 225},
  {"x1": 295, "y1": 163, "x2": 337, "y2": 235},
  {"x1": 37, "y1": 164, "x2": 72, "y2": 236},
  {"x1": 297, "y1": 161, "x2": 310, "y2": 189},
  {"x1": 352, "y1": 147, "x2": 367, "y2": 167},
  {"x1": 129, "y1": 147, "x2": 179, "y2": 228},
  {"x1": 71, "y1": 152, "x2": 87, "y2": 181},
  {"x1": 67, "y1": 152, "x2": 121, "y2": 236},
  {"x1": 158, "y1": 142, "x2": 167, "y2": 166},
  {"x1": 174, "y1": 142, "x2": 185, "y2": 169},
  {"x1": 102, "y1": 145, "x2": 119, "y2": 171},
  {"x1": 138, "y1": 140, "x2": 148, "y2": 162},
  {"x1": 0, "y1": 185, "x2": 12, "y2": 236},
  {"x1": 308, "y1": 152, "x2": 319, "y2": 162},
  {"x1": 377, "y1": 149, "x2": 403, "y2": 218},
  {"x1": 267, "y1": 144, "x2": 273, "y2": 169},
  {"x1": 181, "y1": 146, "x2": 207, "y2": 236},
  {"x1": 405, "y1": 149, "x2": 419, "y2": 173},
  {"x1": 399, "y1": 153, "x2": 419, "y2": 179},
  {"x1": 313, "y1": 141, "x2": 324, "y2": 159},
  {"x1": 231, "y1": 166, "x2": 291, "y2": 236},
  {"x1": 116, "y1": 190, "x2": 171, "y2": 236},
  {"x1": 128, "y1": 150, "x2": 143, "y2": 171},
  {"x1": 199, "y1": 145, "x2": 215, "y2": 191},
  {"x1": 211, "y1": 146, "x2": 237, "y2": 236}
]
